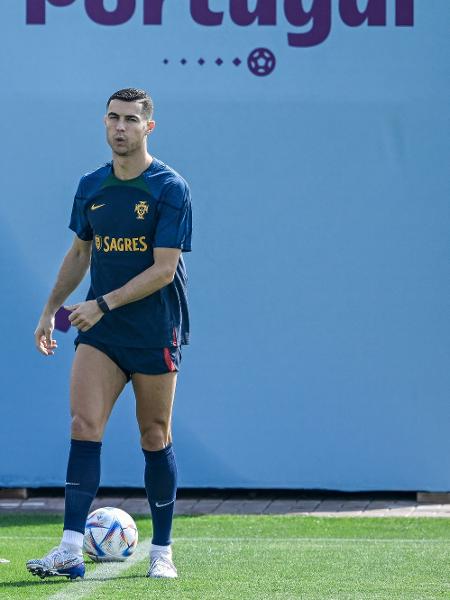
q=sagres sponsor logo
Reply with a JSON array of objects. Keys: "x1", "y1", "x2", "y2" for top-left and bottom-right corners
[
  {"x1": 95, "y1": 235, "x2": 148, "y2": 253},
  {"x1": 134, "y1": 200, "x2": 149, "y2": 220}
]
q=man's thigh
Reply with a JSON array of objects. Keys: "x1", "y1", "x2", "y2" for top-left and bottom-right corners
[
  {"x1": 70, "y1": 343, "x2": 127, "y2": 441},
  {"x1": 132, "y1": 372, "x2": 178, "y2": 450}
]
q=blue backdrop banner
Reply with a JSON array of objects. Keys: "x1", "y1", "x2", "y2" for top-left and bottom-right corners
[{"x1": 0, "y1": 0, "x2": 449, "y2": 490}]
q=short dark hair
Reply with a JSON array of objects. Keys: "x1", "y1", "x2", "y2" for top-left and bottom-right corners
[{"x1": 107, "y1": 88, "x2": 154, "y2": 120}]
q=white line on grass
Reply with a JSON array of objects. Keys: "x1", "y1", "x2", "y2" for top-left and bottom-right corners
[
  {"x1": 0, "y1": 535, "x2": 448, "y2": 544},
  {"x1": 47, "y1": 538, "x2": 150, "y2": 600}
]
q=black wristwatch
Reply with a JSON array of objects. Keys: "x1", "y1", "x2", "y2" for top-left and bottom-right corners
[{"x1": 96, "y1": 296, "x2": 111, "y2": 314}]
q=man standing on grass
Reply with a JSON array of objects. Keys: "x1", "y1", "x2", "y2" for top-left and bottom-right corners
[{"x1": 26, "y1": 88, "x2": 192, "y2": 580}]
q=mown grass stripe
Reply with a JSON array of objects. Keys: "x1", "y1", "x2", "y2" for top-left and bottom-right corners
[
  {"x1": 47, "y1": 538, "x2": 150, "y2": 600},
  {"x1": 1, "y1": 535, "x2": 449, "y2": 544},
  {"x1": 0, "y1": 536, "x2": 61, "y2": 540}
]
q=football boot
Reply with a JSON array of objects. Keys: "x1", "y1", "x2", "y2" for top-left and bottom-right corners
[{"x1": 26, "y1": 546, "x2": 85, "y2": 580}]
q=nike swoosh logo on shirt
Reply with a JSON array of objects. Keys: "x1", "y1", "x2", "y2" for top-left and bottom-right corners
[{"x1": 91, "y1": 203, "x2": 106, "y2": 211}]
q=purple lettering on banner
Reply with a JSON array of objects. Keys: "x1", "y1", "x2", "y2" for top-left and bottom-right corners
[
  {"x1": 25, "y1": 0, "x2": 415, "y2": 48},
  {"x1": 396, "y1": 0, "x2": 414, "y2": 26},
  {"x1": 143, "y1": 0, "x2": 165, "y2": 24},
  {"x1": 230, "y1": 0, "x2": 276, "y2": 26},
  {"x1": 285, "y1": 0, "x2": 331, "y2": 47},
  {"x1": 26, "y1": 0, "x2": 76, "y2": 25},
  {"x1": 339, "y1": 0, "x2": 386, "y2": 27},
  {"x1": 85, "y1": 0, "x2": 135, "y2": 26},
  {"x1": 190, "y1": 0, "x2": 223, "y2": 26}
]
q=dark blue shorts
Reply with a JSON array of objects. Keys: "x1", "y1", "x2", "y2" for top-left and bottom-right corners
[{"x1": 74, "y1": 335, "x2": 182, "y2": 382}]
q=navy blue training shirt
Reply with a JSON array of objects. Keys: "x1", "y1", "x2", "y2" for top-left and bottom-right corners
[{"x1": 69, "y1": 157, "x2": 192, "y2": 348}]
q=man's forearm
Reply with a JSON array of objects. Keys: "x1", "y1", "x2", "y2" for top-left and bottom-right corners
[
  {"x1": 42, "y1": 248, "x2": 91, "y2": 316},
  {"x1": 104, "y1": 263, "x2": 173, "y2": 310}
]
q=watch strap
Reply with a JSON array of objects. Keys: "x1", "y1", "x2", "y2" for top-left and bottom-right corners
[{"x1": 96, "y1": 295, "x2": 110, "y2": 314}]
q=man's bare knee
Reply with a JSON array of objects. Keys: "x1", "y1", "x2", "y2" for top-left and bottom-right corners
[
  {"x1": 140, "y1": 420, "x2": 170, "y2": 451},
  {"x1": 71, "y1": 414, "x2": 104, "y2": 441}
]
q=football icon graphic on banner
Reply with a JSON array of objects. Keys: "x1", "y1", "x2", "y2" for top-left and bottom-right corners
[{"x1": 247, "y1": 48, "x2": 276, "y2": 76}]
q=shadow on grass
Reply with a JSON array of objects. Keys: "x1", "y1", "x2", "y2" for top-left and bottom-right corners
[
  {"x1": 0, "y1": 574, "x2": 150, "y2": 589},
  {"x1": 0, "y1": 513, "x2": 209, "y2": 530},
  {"x1": 0, "y1": 513, "x2": 260, "y2": 527},
  {"x1": 0, "y1": 579, "x2": 67, "y2": 589},
  {"x1": 73, "y1": 575, "x2": 152, "y2": 582},
  {"x1": 0, "y1": 513, "x2": 63, "y2": 528}
]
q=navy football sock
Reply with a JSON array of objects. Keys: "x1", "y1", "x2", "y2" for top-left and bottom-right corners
[
  {"x1": 142, "y1": 444, "x2": 177, "y2": 546},
  {"x1": 63, "y1": 439, "x2": 102, "y2": 535}
]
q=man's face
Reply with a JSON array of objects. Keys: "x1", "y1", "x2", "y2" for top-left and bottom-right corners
[{"x1": 104, "y1": 99, "x2": 155, "y2": 157}]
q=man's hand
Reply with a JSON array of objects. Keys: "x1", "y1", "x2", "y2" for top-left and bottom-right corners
[
  {"x1": 65, "y1": 300, "x2": 104, "y2": 332},
  {"x1": 34, "y1": 315, "x2": 58, "y2": 356}
]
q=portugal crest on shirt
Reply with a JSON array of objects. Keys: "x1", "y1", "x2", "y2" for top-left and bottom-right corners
[{"x1": 134, "y1": 200, "x2": 149, "y2": 220}]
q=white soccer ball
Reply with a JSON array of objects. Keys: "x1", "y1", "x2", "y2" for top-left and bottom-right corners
[{"x1": 83, "y1": 507, "x2": 138, "y2": 562}]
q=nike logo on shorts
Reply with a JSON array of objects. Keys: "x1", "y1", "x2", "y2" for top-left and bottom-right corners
[
  {"x1": 65, "y1": 482, "x2": 80, "y2": 486},
  {"x1": 91, "y1": 203, "x2": 106, "y2": 211}
]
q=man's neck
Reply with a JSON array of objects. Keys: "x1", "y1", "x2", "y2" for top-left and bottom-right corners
[{"x1": 112, "y1": 152, "x2": 153, "y2": 181}]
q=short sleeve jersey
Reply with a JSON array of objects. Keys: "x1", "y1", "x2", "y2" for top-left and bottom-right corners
[{"x1": 69, "y1": 158, "x2": 192, "y2": 348}]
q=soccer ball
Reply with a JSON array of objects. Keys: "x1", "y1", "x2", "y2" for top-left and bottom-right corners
[{"x1": 83, "y1": 507, "x2": 138, "y2": 562}]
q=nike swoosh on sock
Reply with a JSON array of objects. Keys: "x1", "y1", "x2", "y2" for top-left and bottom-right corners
[{"x1": 154, "y1": 500, "x2": 175, "y2": 508}]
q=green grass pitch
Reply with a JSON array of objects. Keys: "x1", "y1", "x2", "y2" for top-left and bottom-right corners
[{"x1": 0, "y1": 514, "x2": 449, "y2": 599}]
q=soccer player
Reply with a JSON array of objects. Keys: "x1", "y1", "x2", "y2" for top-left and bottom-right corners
[{"x1": 26, "y1": 88, "x2": 192, "y2": 580}]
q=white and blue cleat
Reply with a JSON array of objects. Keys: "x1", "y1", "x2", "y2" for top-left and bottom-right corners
[
  {"x1": 147, "y1": 553, "x2": 178, "y2": 579},
  {"x1": 26, "y1": 546, "x2": 85, "y2": 580}
]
